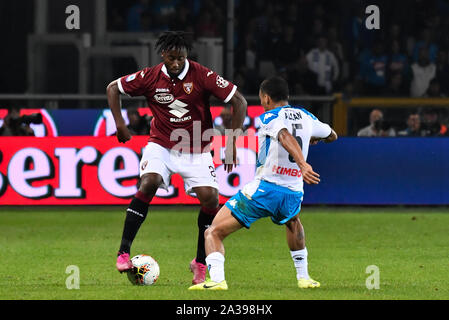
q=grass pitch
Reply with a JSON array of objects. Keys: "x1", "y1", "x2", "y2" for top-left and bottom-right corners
[{"x1": 0, "y1": 206, "x2": 448, "y2": 300}]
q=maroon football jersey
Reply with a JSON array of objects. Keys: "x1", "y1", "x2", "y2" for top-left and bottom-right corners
[{"x1": 117, "y1": 59, "x2": 237, "y2": 152}]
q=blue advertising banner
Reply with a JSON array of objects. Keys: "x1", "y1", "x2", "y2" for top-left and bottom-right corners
[{"x1": 304, "y1": 138, "x2": 449, "y2": 205}]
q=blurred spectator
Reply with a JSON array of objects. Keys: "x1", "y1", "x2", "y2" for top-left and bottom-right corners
[
  {"x1": 348, "y1": 6, "x2": 375, "y2": 56},
  {"x1": 328, "y1": 26, "x2": 345, "y2": 71},
  {"x1": 196, "y1": 10, "x2": 218, "y2": 37},
  {"x1": 249, "y1": 2, "x2": 273, "y2": 47},
  {"x1": 306, "y1": 36, "x2": 340, "y2": 94},
  {"x1": 397, "y1": 113, "x2": 423, "y2": 136},
  {"x1": 126, "y1": 0, "x2": 150, "y2": 32},
  {"x1": 277, "y1": 67, "x2": 289, "y2": 83},
  {"x1": 261, "y1": 16, "x2": 283, "y2": 60},
  {"x1": 412, "y1": 28, "x2": 439, "y2": 63},
  {"x1": 357, "y1": 109, "x2": 396, "y2": 137},
  {"x1": 388, "y1": 40, "x2": 409, "y2": 79},
  {"x1": 288, "y1": 55, "x2": 320, "y2": 95},
  {"x1": 273, "y1": 25, "x2": 302, "y2": 70},
  {"x1": 127, "y1": 108, "x2": 151, "y2": 135},
  {"x1": 151, "y1": 0, "x2": 179, "y2": 32},
  {"x1": 424, "y1": 78, "x2": 445, "y2": 97},
  {"x1": 421, "y1": 108, "x2": 448, "y2": 136},
  {"x1": 342, "y1": 81, "x2": 357, "y2": 99},
  {"x1": 106, "y1": 0, "x2": 449, "y2": 103},
  {"x1": 435, "y1": 49, "x2": 449, "y2": 95},
  {"x1": 304, "y1": 18, "x2": 326, "y2": 51},
  {"x1": 109, "y1": 6, "x2": 126, "y2": 31},
  {"x1": 382, "y1": 72, "x2": 408, "y2": 97},
  {"x1": 244, "y1": 33, "x2": 257, "y2": 72},
  {"x1": 169, "y1": 4, "x2": 192, "y2": 31},
  {"x1": 387, "y1": 24, "x2": 406, "y2": 50},
  {"x1": 284, "y1": 2, "x2": 300, "y2": 29},
  {"x1": 410, "y1": 47, "x2": 436, "y2": 97},
  {"x1": 0, "y1": 108, "x2": 41, "y2": 136},
  {"x1": 358, "y1": 42, "x2": 388, "y2": 95}
]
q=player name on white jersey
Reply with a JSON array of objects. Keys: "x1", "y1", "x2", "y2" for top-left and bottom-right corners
[
  {"x1": 284, "y1": 111, "x2": 302, "y2": 121},
  {"x1": 256, "y1": 105, "x2": 332, "y2": 193}
]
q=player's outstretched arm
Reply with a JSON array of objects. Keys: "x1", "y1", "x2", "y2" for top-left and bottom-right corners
[
  {"x1": 311, "y1": 129, "x2": 338, "y2": 145},
  {"x1": 106, "y1": 80, "x2": 131, "y2": 143},
  {"x1": 278, "y1": 128, "x2": 320, "y2": 185},
  {"x1": 323, "y1": 129, "x2": 338, "y2": 143},
  {"x1": 228, "y1": 90, "x2": 248, "y2": 133},
  {"x1": 224, "y1": 90, "x2": 248, "y2": 173}
]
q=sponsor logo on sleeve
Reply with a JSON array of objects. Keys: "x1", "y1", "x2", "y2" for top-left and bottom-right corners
[
  {"x1": 126, "y1": 74, "x2": 137, "y2": 82},
  {"x1": 216, "y1": 75, "x2": 229, "y2": 88}
]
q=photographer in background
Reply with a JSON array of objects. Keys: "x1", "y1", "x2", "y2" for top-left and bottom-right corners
[
  {"x1": 398, "y1": 112, "x2": 423, "y2": 137},
  {"x1": 421, "y1": 108, "x2": 448, "y2": 136},
  {"x1": 0, "y1": 108, "x2": 42, "y2": 136},
  {"x1": 126, "y1": 107, "x2": 152, "y2": 136},
  {"x1": 357, "y1": 108, "x2": 396, "y2": 137}
]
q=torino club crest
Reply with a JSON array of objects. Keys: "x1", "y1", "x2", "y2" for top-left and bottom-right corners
[{"x1": 183, "y1": 82, "x2": 193, "y2": 94}]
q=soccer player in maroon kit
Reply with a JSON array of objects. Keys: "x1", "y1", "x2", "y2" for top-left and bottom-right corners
[{"x1": 106, "y1": 31, "x2": 247, "y2": 284}]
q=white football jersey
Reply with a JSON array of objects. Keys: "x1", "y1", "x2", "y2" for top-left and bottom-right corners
[{"x1": 255, "y1": 105, "x2": 332, "y2": 193}]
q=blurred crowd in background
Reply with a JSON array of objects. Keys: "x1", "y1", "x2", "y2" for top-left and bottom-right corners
[
  {"x1": 2, "y1": 0, "x2": 449, "y2": 136},
  {"x1": 104, "y1": 0, "x2": 449, "y2": 136},
  {"x1": 107, "y1": 0, "x2": 449, "y2": 99}
]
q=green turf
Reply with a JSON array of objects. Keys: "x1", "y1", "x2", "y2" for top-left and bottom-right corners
[{"x1": 0, "y1": 206, "x2": 448, "y2": 300}]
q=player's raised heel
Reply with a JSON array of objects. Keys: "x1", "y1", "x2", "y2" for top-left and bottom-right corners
[
  {"x1": 188, "y1": 279, "x2": 228, "y2": 290},
  {"x1": 190, "y1": 259, "x2": 207, "y2": 284},
  {"x1": 297, "y1": 278, "x2": 320, "y2": 288},
  {"x1": 116, "y1": 252, "x2": 133, "y2": 273}
]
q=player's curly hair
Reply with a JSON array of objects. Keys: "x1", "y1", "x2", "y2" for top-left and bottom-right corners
[{"x1": 155, "y1": 31, "x2": 193, "y2": 54}]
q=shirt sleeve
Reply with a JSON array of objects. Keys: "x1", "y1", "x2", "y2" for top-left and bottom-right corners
[
  {"x1": 300, "y1": 109, "x2": 332, "y2": 139},
  {"x1": 202, "y1": 68, "x2": 237, "y2": 103},
  {"x1": 117, "y1": 68, "x2": 148, "y2": 97},
  {"x1": 311, "y1": 118, "x2": 332, "y2": 139},
  {"x1": 258, "y1": 111, "x2": 289, "y2": 141}
]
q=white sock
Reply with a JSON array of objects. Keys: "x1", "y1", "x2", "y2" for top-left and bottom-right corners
[
  {"x1": 291, "y1": 248, "x2": 309, "y2": 280},
  {"x1": 205, "y1": 252, "x2": 225, "y2": 283}
]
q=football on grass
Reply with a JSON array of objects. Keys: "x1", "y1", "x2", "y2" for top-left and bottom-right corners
[{"x1": 126, "y1": 254, "x2": 160, "y2": 286}]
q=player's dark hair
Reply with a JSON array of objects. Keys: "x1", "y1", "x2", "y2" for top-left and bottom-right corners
[
  {"x1": 155, "y1": 31, "x2": 193, "y2": 54},
  {"x1": 260, "y1": 76, "x2": 289, "y2": 102}
]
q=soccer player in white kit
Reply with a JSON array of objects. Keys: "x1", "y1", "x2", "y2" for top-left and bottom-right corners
[{"x1": 189, "y1": 76, "x2": 338, "y2": 290}]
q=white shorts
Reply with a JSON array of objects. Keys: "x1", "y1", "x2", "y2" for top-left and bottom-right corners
[{"x1": 139, "y1": 142, "x2": 218, "y2": 194}]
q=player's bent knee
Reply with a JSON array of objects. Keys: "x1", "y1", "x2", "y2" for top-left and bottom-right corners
[
  {"x1": 195, "y1": 187, "x2": 219, "y2": 209},
  {"x1": 205, "y1": 225, "x2": 225, "y2": 241},
  {"x1": 204, "y1": 226, "x2": 215, "y2": 239},
  {"x1": 285, "y1": 216, "x2": 301, "y2": 232},
  {"x1": 138, "y1": 173, "x2": 163, "y2": 197},
  {"x1": 201, "y1": 201, "x2": 220, "y2": 215},
  {"x1": 201, "y1": 198, "x2": 219, "y2": 211},
  {"x1": 204, "y1": 198, "x2": 219, "y2": 210}
]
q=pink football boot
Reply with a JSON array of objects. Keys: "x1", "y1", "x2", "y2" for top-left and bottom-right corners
[
  {"x1": 190, "y1": 259, "x2": 207, "y2": 284},
  {"x1": 116, "y1": 252, "x2": 133, "y2": 273}
]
